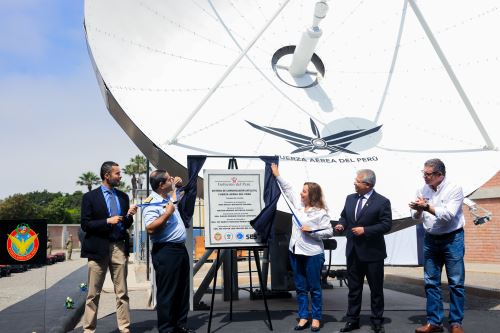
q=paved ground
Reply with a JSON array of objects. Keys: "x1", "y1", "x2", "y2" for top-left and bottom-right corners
[
  {"x1": 70, "y1": 261, "x2": 500, "y2": 333},
  {"x1": 0, "y1": 252, "x2": 86, "y2": 312},
  {"x1": 0, "y1": 250, "x2": 87, "y2": 333},
  {"x1": 70, "y1": 276, "x2": 500, "y2": 333},
  {"x1": 1, "y1": 250, "x2": 499, "y2": 333}
]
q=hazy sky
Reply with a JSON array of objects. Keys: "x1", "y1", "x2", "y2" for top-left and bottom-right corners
[{"x1": 0, "y1": 1, "x2": 141, "y2": 199}]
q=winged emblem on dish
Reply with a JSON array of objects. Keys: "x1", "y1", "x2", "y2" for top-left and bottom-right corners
[{"x1": 246, "y1": 118, "x2": 382, "y2": 155}]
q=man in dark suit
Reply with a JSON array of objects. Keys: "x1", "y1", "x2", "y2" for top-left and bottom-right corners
[
  {"x1": 81, "y1": 161, "x2": 137, "y2": 333},
  {"x1": 335, "y1": 169, "x2": 392, "y2": 333}
]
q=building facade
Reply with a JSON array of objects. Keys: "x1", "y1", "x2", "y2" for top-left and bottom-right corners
[{"x1": 464, "y1": 171, "x2": 500, "y2": 263}]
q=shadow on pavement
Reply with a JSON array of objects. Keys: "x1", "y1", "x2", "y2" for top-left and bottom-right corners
[{"x1": 0, "y1": 266, "x2": 87, "y2": 333}]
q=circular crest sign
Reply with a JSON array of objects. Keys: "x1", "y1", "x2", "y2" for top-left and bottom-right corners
[{"x1": 6, "y1": 224, "x2": 39, "y2": 261}]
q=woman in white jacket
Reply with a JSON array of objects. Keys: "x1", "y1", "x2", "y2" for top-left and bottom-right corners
[{"x1": 271, "y1": 163, "x2": 333, "y2": 332}]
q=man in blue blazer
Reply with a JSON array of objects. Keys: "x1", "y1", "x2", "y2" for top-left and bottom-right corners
[
  {"x1": 80, "y1": 161, "x2": 137, "y2": 333},
  {"x1": 336, "y1": 169, "x2": 392, "y2": 333}
]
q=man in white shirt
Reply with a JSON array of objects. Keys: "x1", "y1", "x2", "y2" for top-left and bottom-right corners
[{"x1": 410, "y1": 159, "x2": 465, "y2": 333}]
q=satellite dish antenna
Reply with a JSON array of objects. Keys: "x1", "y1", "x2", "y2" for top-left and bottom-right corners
[{"x1": 85, "y1": 0, "x2": 500, "y2": 263}]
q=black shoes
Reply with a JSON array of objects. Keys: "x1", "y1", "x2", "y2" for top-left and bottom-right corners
[
  {"x1": 373, "y1": 323, "x2": 385, "y2": 333},
  {"x1": 175, "y1": 327, "x2": 195, "y2": 333},
  {"x1": 311, "y1": 325, "x2": 321, "y2": 332},
  {"x1": 339, "y1": 321, "x2": 384, "y2": 332},
  {"x1": 340, "y1": 322, "x2": 360, "y2": 332},
  {"x1": 310, "y1": 319, "x2": 321, "y2": 332},
  {"x1": 294, "y1": 321, "x2": 310, "y2": 331}
]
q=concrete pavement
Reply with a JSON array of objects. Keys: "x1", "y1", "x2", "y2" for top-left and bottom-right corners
[
  {"x1": 1, "y1": 251, "x2": 499, "y2": 332},
  {"x1": 0, "y1": 250, "x2": 87, "y2": 333},
  {"x1": 69, "y1": 261, "x2": 500, "y2": 333},
  {"x1": 69, "y1": 261, "x2": 500, "y2": 332}
]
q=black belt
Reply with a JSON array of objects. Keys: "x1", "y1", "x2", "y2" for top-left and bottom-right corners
[
  {"x1": 427, "y1": 227, "x2": 463, "y2": 239},
  {"x1": 152, "y1": 242, "x2": 185, "y2": 251},
  {"x1": 109, "y1": 238, "x2": 125, "y2": 243}
]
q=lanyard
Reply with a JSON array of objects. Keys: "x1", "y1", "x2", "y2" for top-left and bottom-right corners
[{"x1": 136, "y1": 199, "x2": 168, "y2": 208}]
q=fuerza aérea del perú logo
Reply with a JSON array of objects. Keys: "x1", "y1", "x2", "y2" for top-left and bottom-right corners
[{"x1": 247, "y1": 118, "x2": 382, "y2": 155}]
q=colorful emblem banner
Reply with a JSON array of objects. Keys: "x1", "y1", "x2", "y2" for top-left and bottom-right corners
[{"x1": 0, "y1": 219, "x2": 47, "y2": 265}]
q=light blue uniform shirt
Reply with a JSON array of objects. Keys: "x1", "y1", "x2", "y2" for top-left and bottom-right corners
[{"x1": 142, "y1": 191, "x2": 186, "y2": 243}]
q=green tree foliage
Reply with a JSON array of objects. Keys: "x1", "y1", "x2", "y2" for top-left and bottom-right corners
[
  {"x1": 0, "y1": 191, "x2": 83, "y2": 224},
  {"x1": 76, "y1": 171, "x2": 100, "y2": 192},
  {"x1": 25, "y1": 190, "x2": 62, "y2": 206},
  {"x1": 64, "y1": 191, "x2": 83, "y2": 208},
  {"x1": 42, "y1": 196, "x2": 74, "y2": 224},
  {"x1": 0, "y1": 194, "x2": 42, "y2": 220}
]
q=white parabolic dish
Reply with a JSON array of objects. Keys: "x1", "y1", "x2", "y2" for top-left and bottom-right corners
[{"x1": 84, "y1": 0, "x2": 500, "y2": 224}]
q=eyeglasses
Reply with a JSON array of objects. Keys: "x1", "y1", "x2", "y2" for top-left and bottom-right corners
[
  {"x1": 421, "y1": 170, "x2": 439, "y2": 178},
  {"x1": 161, "y1": 175, "x2": 174, "y2": 183}
]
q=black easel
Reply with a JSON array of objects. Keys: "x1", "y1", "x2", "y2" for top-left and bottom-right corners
[
  {"x1": 206, "y1": 157, "x2": 273, "y2": 332},
  {"x1": 207, "y1": 246, "x2": 273, "y2": 333}
]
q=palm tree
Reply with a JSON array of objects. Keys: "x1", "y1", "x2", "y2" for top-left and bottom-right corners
[
  {"x1": 124, "y1": 155, "x2": 148, "y2": 200},
  {"x1": 76, "y1": 172, "x2": 100, "y2": 192}
]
